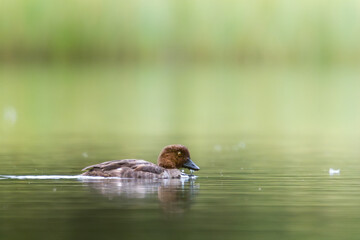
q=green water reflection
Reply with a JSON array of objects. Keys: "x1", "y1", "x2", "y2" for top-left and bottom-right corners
[
  {"x1": 1, "y1": 65, "x2": 360, "y2": 240},
  {"x1": 2, "y1": 64, "x2": 360, "y2": 137},
  {"x1": 1, "y1": 134, "x2": 360, "y2": 240}
]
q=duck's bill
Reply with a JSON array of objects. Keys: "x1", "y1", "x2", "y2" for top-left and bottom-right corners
[{"x1": 183, "y1": 158, "x2": 200, "y2": 171}]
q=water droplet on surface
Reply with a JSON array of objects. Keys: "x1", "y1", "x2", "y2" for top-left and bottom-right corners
[{"x1": 329, "y1": 168, "x2": 340, "y2": 175}]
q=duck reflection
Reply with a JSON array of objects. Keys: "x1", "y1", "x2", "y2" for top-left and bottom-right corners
[{"x1": 81, "y1": 178, "x2": 199, "y2": 214}]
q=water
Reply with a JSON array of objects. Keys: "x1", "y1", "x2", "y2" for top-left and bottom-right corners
[
  {"x1": 2, "y1": 64, "x2": 360, "y2": 239},
  {"x1": 1, "y1": 135, "x2": 360, "y2": 240},
  {"x1": 2, "y1": 64, "x2": 360, "y2": 136}
]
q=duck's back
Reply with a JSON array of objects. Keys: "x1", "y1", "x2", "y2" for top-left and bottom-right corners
[{"x1": 81, "y1": 159, "x2": 167, "y2": 178}]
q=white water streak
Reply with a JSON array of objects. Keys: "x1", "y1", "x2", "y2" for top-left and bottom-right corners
[{"x1": 0, "y1": 174, "x2": 197, "y2": 180}]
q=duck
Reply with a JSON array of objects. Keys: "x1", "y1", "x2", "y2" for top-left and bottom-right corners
[{"x1": 81, "y1": 144, "x2": 200, "y2": 178}]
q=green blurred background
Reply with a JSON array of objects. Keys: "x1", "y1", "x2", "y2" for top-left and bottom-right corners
[{"x1": 1, "y1": 0, "x2": 360, "y2": 137}]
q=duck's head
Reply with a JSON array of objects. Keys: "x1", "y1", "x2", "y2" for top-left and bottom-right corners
[{"x1": 157, "y1": 144, "x2": 200, "y2": 171}]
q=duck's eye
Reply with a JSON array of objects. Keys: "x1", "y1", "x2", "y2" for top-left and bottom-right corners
[{"x1": 177, "y1": 151, "x2": 182, "y2": 156}]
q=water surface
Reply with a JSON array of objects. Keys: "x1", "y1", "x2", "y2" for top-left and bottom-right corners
[{"x1": 1, "y1": 135, "x2": 360, "y2": 240}]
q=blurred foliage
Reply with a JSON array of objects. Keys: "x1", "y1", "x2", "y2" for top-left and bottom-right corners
[{"x1": 1, "y1": 0, "x2": 360, "y2": 64}]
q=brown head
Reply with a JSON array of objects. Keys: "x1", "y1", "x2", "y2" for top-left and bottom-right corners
[{"x1": 157, "y1": 144, "x2": 200, "y2": 171}]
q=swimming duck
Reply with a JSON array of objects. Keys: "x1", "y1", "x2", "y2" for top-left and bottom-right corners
[{"x1": 81, "y1": 144, "x2": 200, "y2": 178}]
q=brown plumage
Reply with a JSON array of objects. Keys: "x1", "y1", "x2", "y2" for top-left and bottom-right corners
[{"x1": 81, "y1": 144, "x2": 200, "y2": 179}]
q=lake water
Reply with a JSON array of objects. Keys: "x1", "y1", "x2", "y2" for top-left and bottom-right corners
[
  {"x1": 2, "y1": 64, "x2": 360, "y2": 239},
  {"x1": 1, "y1": 134, "x2": 360, "y2": 240}
]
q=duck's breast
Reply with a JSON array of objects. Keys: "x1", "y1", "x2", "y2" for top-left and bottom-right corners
[{"x1": 159, "y1": 169, "x2": 182, "y2": 179}]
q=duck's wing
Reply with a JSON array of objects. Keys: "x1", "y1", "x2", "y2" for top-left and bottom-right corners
[
  {"x1": 133, "y1": 163, "x2": 164, "y2": 174},
  {"x1": 81, "y1": 159, "x2": 154, "y2": 172}
]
